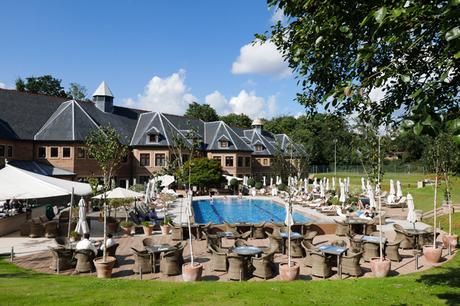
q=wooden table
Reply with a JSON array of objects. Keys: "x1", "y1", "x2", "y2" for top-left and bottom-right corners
[{"x1": 318, "y1": 244, "x2": 348, "y2": 279}]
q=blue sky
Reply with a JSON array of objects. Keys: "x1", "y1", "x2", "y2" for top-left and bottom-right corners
[{"x1": 0, "y1": 0, "x2": 305, "y2": 118}]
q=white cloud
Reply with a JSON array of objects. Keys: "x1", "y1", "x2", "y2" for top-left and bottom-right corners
[
  {"x1": 0, "y1": 82, "x2": 7, "y2": 89},
  {"x1": 205, "y1": 90, "x2": 231, "y2": 115},
  {"x1": 271, "y1": 8, "x2": 285, "y2": 24},
  {"x1": 123, "y1": 69, "x2": 195, "y2": 115},
  {"x1": 231, "y1": 41, "x2": 290, "y2": 77}
]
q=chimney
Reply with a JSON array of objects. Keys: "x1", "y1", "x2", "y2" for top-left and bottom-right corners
[{"x1": 93, "y1": 81, "x2": 114, "y2": 113}]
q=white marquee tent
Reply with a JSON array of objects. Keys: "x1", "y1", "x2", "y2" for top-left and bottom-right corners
[{"x1": 0, "y1": 164, "x2": 92, "y2": 200}]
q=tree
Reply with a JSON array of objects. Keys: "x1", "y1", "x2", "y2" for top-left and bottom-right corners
[
  {"x1": 15, "y1": 75, "x2": 68, "y2": 98},
  {"x1": 67, "y1": 82, "x2": 88, "y2": 100},
  {"x1": 85, "y1": 126, "x2": 128, "y2": 189},
  {"x1": 185, "y1": 102, "x2": 219, "y2": 122},
  {"x1": 219, "y1": 113, "x2": 253, "y2": 128},
  {"x1": 258, "y1": 1, "x2": 460, "y2": 126},
  {"x1": 176, "y1": 158, "x2": 222, "y2": 192}
]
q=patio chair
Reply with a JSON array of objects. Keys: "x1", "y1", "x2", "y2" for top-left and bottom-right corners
[
  {"x1": 303, "y1": 230, "x2": 318, "y2": 244},
  {"x1": 266, "y1": 231, "x2": 283, "y2": 253},
  {"x1": 341, "y1": 252, "x2": 363, "y2": 277},
  {"x1": 238, "y1": 230, "x2": 252, "y2": 240},
  {"x1": 362, "y1": 241, "x2": 380, "y2": 262},
  {"x1": 418, "y1": 228, "x2": 439, "y2": 248},
  {"x1": 393, "y1": 224, "x2": 415, "y2": 249},
  {"x1": 160, "y1": 249, "x2": 182, "y2": 276},
  {"x1": 289, "y1": 237, "x2": 304, "y2": 258},
  {"x1": 209, "y1": 245, "x2": 228, "y2": 271},
  {"x1": 54, "y1": 237, "x2": 69, "y2": 248},
  {"x1": 203, "y1": 232, "x2": 221, "y2": 251},
  {"x1": 299, "y1": 222, "x2": 313, "y2": 235},
  {"x1": 44, "y1": 221, "x2": 59, "y2": 238},
  {"x1": 131, "y1": 247, "x2": 153, "y2": 274},
  {"x1": 142, "y1": 237, "x2": 155, "y2": 249},
  {"x1": 29, "y1": 219, "x2": 45, "y2": 238},
  {"x1": 227, "y1": 254, "x2": 247, "y2": 281},
  {"x1": 171, "y1": 225, "x2": 183, "y2": 241},
  {"x1": 252, "y1": 251, "x2": 276, "y2": 279},
  {"x1": 49, "y1": 247, "x2": 75, "y2": 271},
  {"x1": 364, "y1": 221, "x2": 377, "y2": 236},
  {"x1": 311, "y1": 251, "x2": 333, "y2": 279},
  {"x1": 334, "y1": 219, "x2": 349, "y2": 236},
  {"x1": 224, "y1": 222, "x2": 239, "y2": 235},
  {"x1": 74, "y1": 249, "x2": 95, "y2": 273},
  {"x1": 301, "y1": 240, "x2": 315, "y2": 267},
  {"x1": 176, "y1": 242, "x2": 187, "y2": 266},
  {"x1": 198, "y1": 222, "x2": 212, "y2": 240},
  {"x1": 106, "y1": 243, "x2": 119, "y2": 265},
  {"x1": 385, "y1": 240, "x2": 402, "y2": 262},
  {"x1": 252, "y1": 222, "x2": 266, "y2": 239},
  {"x1": 347, "y1": 233, "x2": 363, "y2": 253}
]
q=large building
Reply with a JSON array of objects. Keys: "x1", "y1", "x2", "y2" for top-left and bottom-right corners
[{"x1": 0, "y1": 82, "x2": 303, "y2": 187}]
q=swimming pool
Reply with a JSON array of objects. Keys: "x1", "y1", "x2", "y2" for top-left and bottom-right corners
[{"x1": 192, "y1": 198, "x2": 313, "y2": 224}]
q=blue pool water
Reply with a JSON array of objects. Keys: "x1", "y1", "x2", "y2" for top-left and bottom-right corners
[{"x1": 192, "y1": 198, "x2": 313, "y2": 224}]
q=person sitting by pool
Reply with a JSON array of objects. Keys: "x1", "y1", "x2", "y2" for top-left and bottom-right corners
[
  {"x1": 97, "y1": 233, "x2": 116, "y2": 256},
  {"x1": 76, "y1": 233, "x2": 97, "y2": 256},
  {"x1": 238, "y1": 192, "x2": 243, "y2": 199},
  {"x1": 209, "y1": 192, "x2": 214, "y2": 202}
]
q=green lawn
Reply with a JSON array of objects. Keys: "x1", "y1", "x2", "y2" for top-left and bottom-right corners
[
  {"x1": 1, "y1": 214, "x2": 460, "y2": 305},
  {"x1": 317, "y1": 172, "x2": 460, "y2": 212}
]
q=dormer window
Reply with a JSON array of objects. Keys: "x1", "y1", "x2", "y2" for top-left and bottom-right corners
[
  {"x1": 255, "y1": 144, "x2": 264, "y2": 152},
  {"x1": 219, "y1": 140, "x2": 229, "y2": 148},
  {"x1": 148, "y1": 133, "x2": 159, "y2": 143}
]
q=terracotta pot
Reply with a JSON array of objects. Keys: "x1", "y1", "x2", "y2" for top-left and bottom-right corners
[
  {"x1": 423, "y1": 245, "x2": 442, "y2": 263},
  {"x1": 107, "y1": 222, "x2": 119, "y2": 233},
  {"x1": 182, "y1": 263, "x2": 203, "y2": 282},
  {"x1": 121, "y1": 226, "x2": 133, "y2": 236},
  {"x1": 143, "y1": 226, "x2": 153, "y2": 236},
  {"x1": 442, "y1": 234, "x2": 458, "y2": 249},
  {"x1": 279, "y1": 262, "x2": 299, "y2": 281},
  {"x1": 370, "y1": 257, "x2": 391, "y2": 278},
  {"x1": 161, "y1": 225, "x2": 171, "y2": 235},
  {"x1": 94, "y1": 256, "x2": 116, "y2": 278}
]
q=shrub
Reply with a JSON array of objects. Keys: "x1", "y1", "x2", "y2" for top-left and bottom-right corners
[
  {"x1": 255, "y1": 181, "x2": 263, "y2": 190},
  {"x1": 247, "y1": 178, "x2": 256, "y2": 187},
  {"x1": 277, "y1": 183, "x2": 287, "y2": 191},
  {"x1": 120, "y1": 220, "x2": 134, "y2": 228}
]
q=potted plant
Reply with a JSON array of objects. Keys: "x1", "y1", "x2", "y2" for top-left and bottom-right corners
[
  {"x1": 120, "y1": 220, "x2": 134, "y2": 236},
  {"x1": 142, "y1": 221, "x2": 154, "y2": 236},
  {"x1": 69, "y1": 230, "x2": 80, "y2": 242},
  {"x1": 160, "y1": 216, "x2": 172, "y2": 235},
  {"x1": 106, "y1": 216, "x2": 119, "y2": 233}
]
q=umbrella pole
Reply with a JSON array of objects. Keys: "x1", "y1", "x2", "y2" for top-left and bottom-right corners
[
  {"x1": 67, "y1": 188, "x2": 74, "y2": 238},
  {"x1": 188, "y1": 196, "x2": 194, "y2": 266},
  {"x1": 288, "y1": 194, "x2": 292, "y2": 267},
  {"x1": 377, "y1": 137, "x2": 383, "y2": 262},
  {"x1": 103, "y1": 189, "x2": 107, "y2": 262}
]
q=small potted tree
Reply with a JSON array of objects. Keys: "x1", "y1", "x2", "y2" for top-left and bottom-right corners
[
  {"x1": 120, "y1": 220, "x2": 134, "y2": 236},
  {"x1": 160, "y1": 215, "x2": 172, "y2": 235},
  {"x1": 69, "y1": 230, "x2": 80, "y2": 242},
  {"x1": 142, "y1": 221, "x2": 154, "y2": 236}
]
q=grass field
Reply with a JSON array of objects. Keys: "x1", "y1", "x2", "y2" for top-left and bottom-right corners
[
  {"x1": 1, "y1": 214, "x2": 459, "y2": 305},
  {"x1": 316, "y1": 172, "x2": 460, "y2": 212}
]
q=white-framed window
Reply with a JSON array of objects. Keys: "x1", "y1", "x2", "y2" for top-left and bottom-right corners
[
  {"x1": 148, "y1": 133, "x2": 159, "y2": 143},
  {"x1": 219, "y1": 140, "x2": 229, "y2": 148}
]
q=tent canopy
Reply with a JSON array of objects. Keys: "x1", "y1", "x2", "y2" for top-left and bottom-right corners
[{"x1": 0, "y1": 164, "x2": 92, "y2": 200}]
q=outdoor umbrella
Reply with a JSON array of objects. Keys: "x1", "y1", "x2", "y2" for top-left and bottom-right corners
[
  {"x1": 263, "y1": 176, "x2": 266, "y2": 187},
  {"x1": 326, "y1": 178, "x2": 330, "y2": 191},
  {"x1": 368, "y1": 187, "x2": 376, "y2": 209},
  {"x1": 320, "y1": 182, "x2": 325, "y2": 198},
  {"x1": 332, "y1": 177, "x2": 336, "y2": 190},
  {"x1": 313, "y1": 179, "x2": 318, "y2": 191},
  {"x1": 144, "y1": 181, "x2": 151, "y2": 204},
  {"x1": 270, "y1": 177, "x2": 273, "y2": 187},
  {"x1": 284, "y1": 202, "x2": 293, "y2": 229},
  {"x1": 387, "y1": 179, "x2": 396, "y2": 204},
  {"x1": 361, "y1": 177, "x2": 366, "y2": 194},
  {"x1": 396, "y1": 180, "x2": 403, "y2": 199},
  {"x1": 339, "y1": 181, "x2": 346, "y2": 205},
  {"x1": 345, "y1": 177, "x2": 350, "y2": 193},
  {"x1": 75, "y1": 197, "x2": 89, "y2": 235},
  {"x1": 92, "y1": 187, "x2": 144, "y2": 199},
  {"x1": 406, "y1": 193, "x2": 417, "y2": 227},
  {"x1": 304, "y1": 178, "x2": 308, "y2": 193}
]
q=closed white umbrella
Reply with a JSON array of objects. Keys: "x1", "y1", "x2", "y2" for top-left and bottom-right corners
[
  {"x1": 368, "y1": 187, "x2": 376, "y2": 209},
  {"x1": 270, "y1": 177, "x2": 273, "y2": 187},
  {"x1": 304, "y1": 178, "x2": 308, "y2": 193},
  {"x1": 361, "y1": 177, "x2": 366, "y2": 193},
  {"x1": 284, "y1": 202, "x2": 293, "y2": 228},
  {"x1": 263, "y1": 176, "x2": 266, "y2": 187},
  {"x1": 387, "y1": 179, "x2": 396, "y2": 204},
  {"x1": 320, "y1": 182, "x2": 325, "y2": 198},
  {"x1": 339, "y1": 181, "x2": 346, "y2": 204},
  {"x1": 326, "y1": 178, "x2": 330, "y2": 191},
  {"x1": 75, "y1": 197, "x2": 89, "y2": 235},
  {"x1": 345, "y1": 177, "x2": 350, "y2": 193},
  {"x1": 406, "y1": 193, "x2": 417, "y2": 225},
  {"x1": 144, "y1": 181, "x2": 151, "y2": 204},
  {"x1": 389, "y1": 180, "x2": 395, "y2": 196},
  {"x1": 396, "y1": 180, "x2": 403, "y2": 199},
  {"x1": 313, "y1": 179, "x2": 318, "y2": 191},
  {"x1": 332, "y1": 177, "x2": 336, "y2": 190}
]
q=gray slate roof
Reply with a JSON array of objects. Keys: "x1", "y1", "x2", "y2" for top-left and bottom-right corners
[
  {"x1": 8, "y1": 160, "x2": 76, "y2": 176},
  {"x1": 203, "y1": 121, "x2": 252, "y2": 151}
]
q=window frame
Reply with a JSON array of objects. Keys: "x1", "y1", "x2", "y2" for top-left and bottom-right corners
[
  {"x1": 0, "y1": 145, "x2": 5, "y2": 158},
  {"x1": 76, "y1": 147, "x2": 86, "y2": 159},
  {"x1": 148, "y1": 133, "x2": 159, "y2": 144},
  {"x1": 155, "y1": 153, "x2": 166, "y2": 167},
  {"x1": 219, "y1": 140, "x2": 229, "y2": 148},
  {"x1": 38, "y1": 146, "x2": 46, "y2": 159},
  {"x1": 62, "y1": 147, "x2": 71, "y2": 159},
  {"x1": 225, "y1": 156, "x2": 234, "y2": 167},
  {"x1": 50, "y1": 147, "x2": 59, "y2": 158},
  {"x1": 245, "y1": 156, "x2": 251, "y2": 167},
  {"x1": 237, "y1": 156, "x2": 243, "y2": 167},
  {"x1": 139, "y1": 153, "x2": 150, "y2": 167}
]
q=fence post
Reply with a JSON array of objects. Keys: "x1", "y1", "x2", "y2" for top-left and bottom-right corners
[{"x1": 10, "y1": 246, "x2": 14, "y2": 262}]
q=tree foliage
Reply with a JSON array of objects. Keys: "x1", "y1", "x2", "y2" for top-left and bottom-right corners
[
  {"x1": 15, "y1": 75, "x2": 68, "y2": 98},
  {"x1": 67, "y1": 82, "x2": 88, "y2": 100},
  {"x1": 85, "y1": 126, "x2": 128, "y2": 188},
  {"x1": 259, "y1": 0, "x2": 460, "y2": 125},
  {"x1": 219, "y1": 113, "x2": 253, "y2": 129},
  {"x1": 185, "y1": 102, "x2": 219, "y2": 122},
  {"x1": 176, "y1": 158, "x2": 223, "y2": 190}
]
